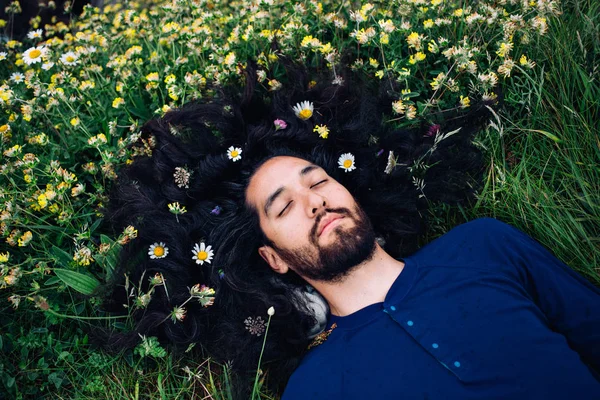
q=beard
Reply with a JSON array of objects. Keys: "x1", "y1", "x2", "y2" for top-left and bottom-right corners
[{"x1": 270, "y1": 204, "x2": 377, "y2": 283}]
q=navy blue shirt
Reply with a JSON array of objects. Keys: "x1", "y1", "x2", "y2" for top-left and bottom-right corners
[{"x1": 282, "y1": 218, "x2": 600, "y2": 399}]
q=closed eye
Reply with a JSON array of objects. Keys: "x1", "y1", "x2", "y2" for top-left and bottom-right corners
[
  {"x1": 311, "y1": 179, "x2": 328, "y2": 188},
  {"x1": 278, "y1": 201, "x2": 292, "y2": 217}
]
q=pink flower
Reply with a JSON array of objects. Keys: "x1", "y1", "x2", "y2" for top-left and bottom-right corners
[
  {"x1": 274, "y1": 119, "x2": 287, "y2": 130},
  {"x1": 425, "y1": 124, "x2": 441, "y2": 137}
]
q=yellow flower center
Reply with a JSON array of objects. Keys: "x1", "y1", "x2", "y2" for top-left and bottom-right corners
[
  {"x1": 343, "y1": 160, "x2": 353, "y2": 168},
  {"x1": 153, "y1": 247, "x2": 165, "y2": 257},
  {"x1": 298, "y1": 109, "x2": 312, "y2": 120},
  {"x1": 66, "y1": 56, "x2": 75, "y2": 62},
  {"x1": 30, "y1": 49, "x2": 42, "y2": 59},
  {"x1": 230, "y1": 150, "x2": 239, "y2": 158},
  {"x1": 197, "y1": 251, "x2": 208, "y2": 260}
]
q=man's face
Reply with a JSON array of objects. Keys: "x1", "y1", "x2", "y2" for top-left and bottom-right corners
[{"x1": 246, "y1": 156, "x2": 376, "y2": 282}]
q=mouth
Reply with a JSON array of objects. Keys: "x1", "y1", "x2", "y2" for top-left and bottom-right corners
[{"x1": 318, "y1": 215, "x2": 344, "y2": 237}]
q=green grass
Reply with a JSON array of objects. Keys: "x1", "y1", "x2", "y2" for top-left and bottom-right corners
[
  {"x1": 1, "y1": 0, "x2": 599, "y2": 398},
  {"x1": 465, "y1": 0, "x2": 600, "y2": 284}
]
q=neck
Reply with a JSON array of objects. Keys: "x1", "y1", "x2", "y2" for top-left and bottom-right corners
[{"x1": 307, "y1": 244, "x2": 405, "y2": 317}]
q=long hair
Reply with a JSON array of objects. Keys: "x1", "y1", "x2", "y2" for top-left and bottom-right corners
[{"x1": 99, "y1": 58, "x2": 493, "y2": 396}]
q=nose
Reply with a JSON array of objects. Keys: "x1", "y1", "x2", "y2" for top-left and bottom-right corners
[{"x1": 307, "y1": 191, "x2": 327, "y2": 216}]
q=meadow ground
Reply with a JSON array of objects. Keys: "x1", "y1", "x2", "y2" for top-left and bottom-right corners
[{"x1": 0, "y1": 0, "x2": 598, "y2": 398}]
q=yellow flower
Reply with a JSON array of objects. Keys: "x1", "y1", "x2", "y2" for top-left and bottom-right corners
[
  {"x1": 406, "y1": 105, "x2": 417, "y2": 120},
  {"x1": 453, "y1": 8, "x2": 463, "y2": 17},
  {"x1": 70, "y1": 117, "x2": 80, "y2": 127},
  {"x1": 313, "y1": 124, "x2": 330, "y2": 139},
  {"x1": 406, "y1": 32, "x2": 422, "y2": 49},
  {"x1": 380, "y1": 33, "x2": 389, "y2": 45},
  {"x1": 146, "y1": 72, "x2": 159, "y2": 82},
  {"x1": 224, "y1": 52, "x2": 236, "y2": 67},
  {"x1": 392, "y1": 100, "x2": 406, "y2": 114},
  {"x1": 18, "y1": 231, "x2": 33, "y2": 247},
  {"x1": 369, "y1": 58, "x2": 379, "y2": 68},
  {"x1": 112, "y1": 97, "x2": 125, "y2": 108},
  {"x1": 409, "y1": 52, "x2": 426, "y2": 64},
  {"x1": 292, "y1": 101, "x2": 314, "y2": 120},
  {"x1": 496, "y1": 42, "x2": 513, "y2": 58},
  {"x1": 459, "y1": 95, "x2": 471, "y2": 108},
  {"x1": 0, "y1": 252, "x2": 9, "y2": 263},
  {"x1": 37, "y1": 193, "x2": 48, "y2": 208},
  {"x1": 164, "y1": 74, "x2": 176, "y2": 84},
  {"x1": 423, "y1": 19, "x2": 434, "y2": 29}
]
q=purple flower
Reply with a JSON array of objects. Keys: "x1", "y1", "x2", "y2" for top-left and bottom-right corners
[
  {"x1": 211, "y1": 205, "x2": 222, "y2": 215},
  {"x1": 426, "y1": 124, "x2": 441, "y2": 137},
  {"x1": 274, "y1": 119, "x2": 287, "y2": 130},
  {"x1": 376, "y1": 149, "x2": 385, "y2": 157}
]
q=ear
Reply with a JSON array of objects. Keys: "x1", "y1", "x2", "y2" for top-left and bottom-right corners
[{"x1": 258, "y1": 245, "x2": 289, "y2": 274}]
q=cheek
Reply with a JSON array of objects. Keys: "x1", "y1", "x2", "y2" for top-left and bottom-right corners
[{"x1": 268, "y1": 214, "x2": 312, "y2": 245}]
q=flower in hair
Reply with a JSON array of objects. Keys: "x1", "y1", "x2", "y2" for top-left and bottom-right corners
[
  {"x1": 190, "y1": 284, "x2": 216, "y2": 307},
  {"x1": 173, "y1": 167, "x2": 191, "y2": 188},
  {"x1": 148, "y1": 242, "x2": 168, "y2": 259},
  {"x1": 170, "y1": 306, "x2": 186, "y2": 322},
  {"x1": 244, "y1": 316, "x2": 266, "y2": 336},
  {"x1": 313, "y1": 124, "x2": 329, "y2": 139},
  {"x1": 191, "y1": 242, "x2": 214, "y2": 265},
  {"x1": 210, "y1": 205, "x2": 222, "y2": 215},
  {"x1": 292, "y1": 100, "x2": 314, "y2": 120},
  {"x1": 168, "y1": 202, "x2": 187, "y2": 214},
  {"x1": 227, "y1": 146, "x2": 242, "y2": 162},
  {"x1": 338, "y1": 153, "x2": 356, "y2": 172},
  {"x1": 273, "y1": 119, "x2": 287, "y2": 130},
  {"x1": 384, "y1": 151, "x2": 398, "y2": 175}
]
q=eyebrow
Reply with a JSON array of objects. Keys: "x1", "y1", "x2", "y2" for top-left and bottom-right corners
[{"x1": 263, "y1": 164, "x2": 320, "y2": 217}]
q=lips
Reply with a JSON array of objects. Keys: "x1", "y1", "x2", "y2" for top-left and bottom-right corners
[{"x1": 318, "y1": 215, "x2": 343, "y2": 236}]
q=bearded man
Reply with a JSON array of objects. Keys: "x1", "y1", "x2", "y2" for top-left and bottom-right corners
[{"x1": 245, "y1": 155, "x2": 600, "y2": 399}]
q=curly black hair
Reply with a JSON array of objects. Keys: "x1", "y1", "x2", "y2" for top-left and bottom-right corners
[{"x1": 98, "y1": 58, "x2": 494, "y2": 397}]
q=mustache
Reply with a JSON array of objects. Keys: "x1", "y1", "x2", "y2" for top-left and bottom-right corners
[{"x1": 310, "y1": 207, "x2": 352, "y2": 241}]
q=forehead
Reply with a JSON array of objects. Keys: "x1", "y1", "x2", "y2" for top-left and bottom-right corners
[{"x1": 246, "y1": 156, "x2": 316, "y2": 208}]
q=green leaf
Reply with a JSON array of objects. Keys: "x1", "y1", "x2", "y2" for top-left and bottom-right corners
[
  {"x1": 44, "y1": 276, "x2": 62, "y2": 286},
  {"x1": 53, "y1": 269, "x2": 100, "y2": 295},
  {"x1": 50, "y1": 246, "x2": 73, "y2": 267}
]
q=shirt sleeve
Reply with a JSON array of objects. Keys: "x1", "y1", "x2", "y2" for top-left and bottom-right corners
[{"x1": 491, "y1": 218, "x2": 600, "y2": 371}]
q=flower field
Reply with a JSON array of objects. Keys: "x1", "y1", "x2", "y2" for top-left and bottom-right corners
[{"x1": 0, "y1": 0, "x2": 598, "y2": 397}]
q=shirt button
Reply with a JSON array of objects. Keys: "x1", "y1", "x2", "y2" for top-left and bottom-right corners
[
  {"x1": 454, "y1": 361, "x2": 461, "y2": 368},
  {"x1": 432, "y1": 343, "x2": 439, "y2": 349},
  {"x1": 390, "y1": 306, "x2": 396, "y2": 311},
  {"x1": 407, "y1": 320, "x2": 414, "y2": 326}
]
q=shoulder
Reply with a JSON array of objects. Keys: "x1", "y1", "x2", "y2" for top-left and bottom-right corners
[
  {"x1": 281, "y1": 333, "x2": 343, "y2": 399},
  {"x1": 410, "y1": 217, "x2": 527, "y2": 270}
]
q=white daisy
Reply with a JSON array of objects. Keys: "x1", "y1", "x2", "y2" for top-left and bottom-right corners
[
  {"x1": 0, "y1": 52, "x2": 7, "y2": 61},
  {"x1": 27, "y1": 29, "x2": 43, "y2": 40},
  {"x1": 191, "y1": 242, "x2": 214, "y2": 265},
  {"x1": 227, "y1": 146, "x2": 242, "y2": 162},
  {"x1": 338, "y1": 153, "x2": 356, "y2": 173},
  {"x1": 292, "y1": 100, "x2": 314, "y2": 120},
  {"x1": 60, "y1": 51, "x2": 79, "y2": 66},
  {"x1": 148, "y1": 242, "x2": 169, "y2": 259},
  {"x1": 41, "y1": 62, "x2": 54, "y2": 71},
  {"x1": 10, "y1": 73, "x2": 25, "y2": 83},
  {"x1": 22, "y1": 46, "x2": 48, "y2": 65}
]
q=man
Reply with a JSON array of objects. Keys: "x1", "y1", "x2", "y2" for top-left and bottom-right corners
[{"x1": 245, "y1": 155, "x2": 600, "y2": 399}]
